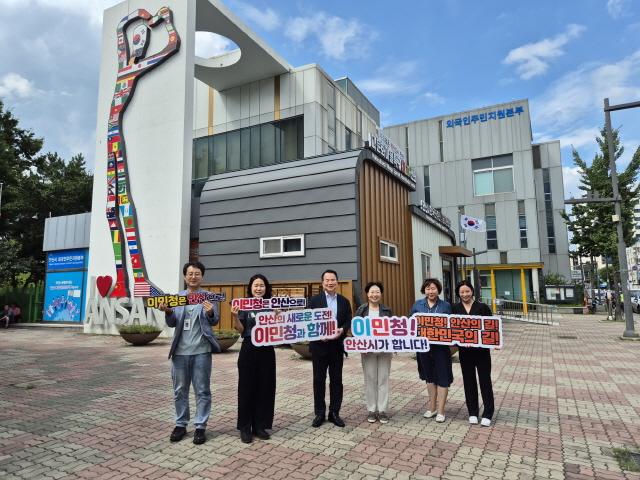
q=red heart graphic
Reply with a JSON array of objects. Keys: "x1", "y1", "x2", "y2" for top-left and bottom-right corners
[{"x1": 96, "y1": 276, "x2": 113, "y2": 297}]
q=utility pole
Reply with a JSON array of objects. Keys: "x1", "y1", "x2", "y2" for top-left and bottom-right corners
[
  {"x1": 563, "y1": 98, "x2": 639, "y2": 337},
  {"x1": 472, "y1": 248, "x2": 488, "y2": 297},
  {"x1": 604, "y1": 97, "x2": 638, "y2": 337}
]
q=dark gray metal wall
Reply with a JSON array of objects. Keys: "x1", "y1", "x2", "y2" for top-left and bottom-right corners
[{"x1": 198, "y1": 151, "x2": 361, "y2": 284}]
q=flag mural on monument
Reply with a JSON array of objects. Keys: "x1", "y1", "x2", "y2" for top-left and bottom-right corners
[
  {"x1": 85, "y1": 5, "x2": 188, "y2": 332},
  {"x1": 103, "y1": 6, "x2": 180, "y2": 299}
]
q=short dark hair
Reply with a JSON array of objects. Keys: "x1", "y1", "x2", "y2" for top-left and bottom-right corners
[
  {"x1": 247, "y1": 273, "x2": 272, "y2": 298},
  {"x1": 321, "y1": 269, "x2": 338, "y2": 281},
  {"x1": 420, "y1": 278, "x2": 442, "y2": 294},
  {"x1": 183, "y1": 261, "x2": 205, "y2": 276},
  {"x1": 364, "y1": 281, "x2": 384, "y2": 294},
  {"x1": 456, "y1": 279, "x2": 474, "y2": 296}
]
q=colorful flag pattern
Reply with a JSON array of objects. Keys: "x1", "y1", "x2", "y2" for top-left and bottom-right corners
[{"x1": 104, "y1": 7, "x2": 180, "y2": 298}]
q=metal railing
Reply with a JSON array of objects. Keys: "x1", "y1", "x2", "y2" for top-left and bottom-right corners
[{"x1": 483, "y1": 298, "x2": 557, "y2": 325}]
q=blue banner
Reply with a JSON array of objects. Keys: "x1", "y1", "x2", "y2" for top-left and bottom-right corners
[
  {"x1": 43, "y1": 271, "x2": 86, "y2": 322},
  {"x1": 47, "y1": 249, "x2": 87, "y2": 271}
]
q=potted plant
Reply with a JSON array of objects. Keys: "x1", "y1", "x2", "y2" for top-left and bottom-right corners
[
  {"x1": 213, "y1": 329, "x2": 240, "y2": 352},
  {"x1": 291, "y1": 341, "x2": 312, "y2": 359},
  {"x1": 118, "y1": 324, "x2": 162, "y2": 346}
]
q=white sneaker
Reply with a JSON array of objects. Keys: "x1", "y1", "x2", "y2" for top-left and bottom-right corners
[
  {"x1": 480, "y1": 417, "x2": 491, "y2": 427},
  {"x1": 469, "y1": 416, "x2": 478, "y2": 425},
  {"x1": 435, "y1": 414, "x2": 446, "y2": 423},
  {"x1": 423, "y1": 410, "x2": 437, "y2": 419}
]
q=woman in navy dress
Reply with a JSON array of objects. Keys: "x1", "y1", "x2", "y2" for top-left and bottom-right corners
[{"x1": 410, "y1": 278, "x2": 452, "y2": 423}]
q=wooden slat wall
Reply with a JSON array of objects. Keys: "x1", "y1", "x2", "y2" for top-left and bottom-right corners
[
  {"x1": 203, "y1": 280, "x2": 354, "y2": 331},
  {"x1": 358, "y1": 161, "x2": 414, "y2": 316}
]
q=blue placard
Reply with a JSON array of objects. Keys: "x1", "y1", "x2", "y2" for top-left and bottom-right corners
[
  {"x1": 47, "y1": 249, "x2": 87, "y2": 271},
  {"x1": 43, "y1": 271, "x2": 86, "y2": 322}
]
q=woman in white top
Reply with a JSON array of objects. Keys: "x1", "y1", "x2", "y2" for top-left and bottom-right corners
[{"x1": 354, "y1": 282, "x2": 393, "y2": 424}]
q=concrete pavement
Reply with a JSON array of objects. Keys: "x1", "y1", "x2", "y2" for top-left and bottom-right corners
[{"x1": 1, "y1": 314, "x2": 639, "y2": 479}]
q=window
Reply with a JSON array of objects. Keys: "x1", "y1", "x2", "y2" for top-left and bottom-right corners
[
  {"x1": 212, "y1": 134, "x2": 226, "y2": 174},
  {"x1": 485, "y1": 203, "x2": 497, "y2": 250},
  {"x1": 500, "y1": 251, "x2": 508, "y2": 264},
  {"x1": 259, "y1": 235, "x2": 305, "y2": 258},
  {"x1": 345, "y1": 127, "x2": 353, "y2": 150},
  {"x1": 421, "y1": 253, "x2": 431, "y2": 280},
  {"x1": 226, "y1": 130, "x2": 240, "y2": 172},
  {"x1": 423, "y1": 167, "x2": 430, "y2": 205},
  {"x1": 518, "y1": 200, "x2": 528, "y2": 248},
  {"x1": 472, "y1": 154, "x2": 514, "y2": 195},
  {"x1": 192, "y1": 116, "x2": 304, "y2": 178},
  {"x1": 543, "y1": 168, "x2": 556, "y2": 253},
  {"x1": 250, "y1": 125, "x2": 261, "y2": 168},
  {"x1": 261, "y1": 123, "x2": 276, "y2": 166},
  {"x1": 193, "y1": 137, "x2": 208, "y2": 180},
  {"x1": 380, "y1": 240, "x2": 399, "y2": 262}
]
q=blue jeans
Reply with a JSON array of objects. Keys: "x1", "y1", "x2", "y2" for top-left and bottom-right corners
[{"x1": 171, "y1": 353, "x2": 212, "y2": 429}]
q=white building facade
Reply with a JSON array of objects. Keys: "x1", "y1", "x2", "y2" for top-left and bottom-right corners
[{"x1": 385, "y1": 101, "x2": 571, "y2": 302}]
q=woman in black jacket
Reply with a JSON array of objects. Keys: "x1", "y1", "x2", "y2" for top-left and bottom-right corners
[
  {"x1": 231, "y1": 274, "x2": 276, "y2": 443},
  {"x1": 452, "y1": 280, "x2": 495, "y2": 427},
  {"x1": 354, "y1": 282, "x2": 393, "y2": 424}
]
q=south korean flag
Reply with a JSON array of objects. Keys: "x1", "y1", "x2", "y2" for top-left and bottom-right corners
[{"x1": 460, "y1": 214, "x2": 486, "y2": 232}]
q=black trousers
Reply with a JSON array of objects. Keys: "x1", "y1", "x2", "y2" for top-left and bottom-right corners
[
  {"x1": 237, "y1": 340, "x2": 276, "y2": 431},
  {"x1": 459, "y1": 347, "x2": 494, "y2": 419},
  {"x1": 311, "y1": 350, "x2": 343, "y2": 416}
]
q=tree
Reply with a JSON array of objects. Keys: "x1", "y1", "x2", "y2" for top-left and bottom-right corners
[
  {"x1": 543, "y1": 272, "x2": 567, "y2": 286},
  {"x1": 0, "y1": 101, "x2": 93, "y2": 286},
  {"x1": 562, "y1": 127, "x2": 640, "y2": 266}
]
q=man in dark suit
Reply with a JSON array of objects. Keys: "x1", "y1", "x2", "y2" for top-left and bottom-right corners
[{"x1": 307, "y1": 269, "x2": 352, "y2": 428}]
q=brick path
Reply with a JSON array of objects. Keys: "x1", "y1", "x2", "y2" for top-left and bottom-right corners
[{"x1": 1, "y1": 315, "x2": 639, "y2": 479}]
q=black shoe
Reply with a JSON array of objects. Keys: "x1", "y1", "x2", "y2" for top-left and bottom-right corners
[
  {"x1": 311, "y1": 414, "x2": 325, "y2": 428},
  {"x1": 254, "y1": 428, "x2": 270, "y2": 440},
  {"x1": 170, "y1": 426, "x2": 187, "y2": 442},
  {"x1": 328, "y1": 412, "x2": 345, "y2": 427},
  {"x1": 193, "y1": 428, "x2": 206, "y2": 445},
  {"x1": 240, "y1": 428, "x2": 252, "y2": 444}
]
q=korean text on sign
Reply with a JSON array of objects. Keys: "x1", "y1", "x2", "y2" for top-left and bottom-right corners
[
  {"x1": 251, "y1": 308, "x2": 337, "y2": 346},
  {"x1": 415, "y1": 313, "x2": 502, "y2": 348},
  {"x1": 231, "y1": 297, "x2": 307, "y2": 311},
  {"x1": 345, "y1": 316, "x2": 430, "y2": 353},
  {"x1": 146, "y1": 291, "x2": 226, "y2": 309}
]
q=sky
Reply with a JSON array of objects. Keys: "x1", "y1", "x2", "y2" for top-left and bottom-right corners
[{"x1": 0, "y1": 0, "x2": 639, "y2": 200}]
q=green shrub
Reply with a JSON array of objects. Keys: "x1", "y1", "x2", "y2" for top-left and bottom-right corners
[
  {"x1": 118, "y1": 324, "x2": 162, "y2": 334},
  {"x1": 213, "y1": 329, "x2": 240, "y2": 340}
]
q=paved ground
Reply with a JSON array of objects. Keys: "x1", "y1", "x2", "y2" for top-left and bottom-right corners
[{"x1": 1, "y1": 315, "x2": 640, "y2": 480}]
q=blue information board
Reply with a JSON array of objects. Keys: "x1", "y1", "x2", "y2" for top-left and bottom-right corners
[
  {"x1": 47, "y1": 249, "x2": 87, "y2": 271},
  {"x1": 43, "y1": 271, "x2": 86, "y2": 322}
]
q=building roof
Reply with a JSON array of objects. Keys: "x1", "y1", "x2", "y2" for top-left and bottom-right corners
[
  {"x1": 43, "y1": 212, "x2": 91, "y2": 252},
  {"x1": 200, "y1": 147, "x2": 416, "y2": 204},
  {"x1": 194, "y1": 0, "x2": 292, "y2": 91}
]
